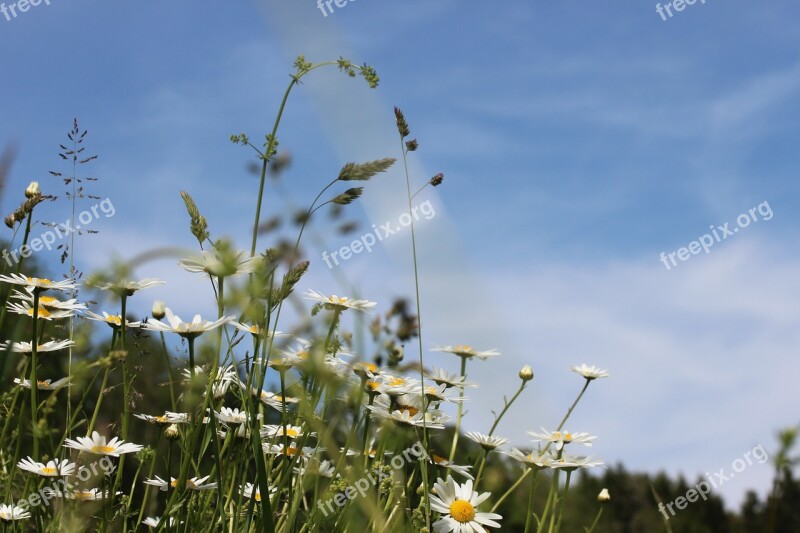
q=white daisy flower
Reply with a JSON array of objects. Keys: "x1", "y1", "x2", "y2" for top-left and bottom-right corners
[
  {"x1": 93, "y1": 278, "x2": 165, "y2": 297},
  {"x1": 429, "y1": 476, "x2": 502, "y2": 532},
  {"x1": 424, "y1": 383, "x2": 466, "y2": 404},
  {"x1": 368, "y1": 404, "x2": 448, "y2": 429},
  {"x1": 241, "y1": 482, "x2": 277, "y2": 502},
  {"x1": 63, "y1": 431, "x2": 143, "y2": 456},
  {"x1": 352, "y1": 361, "x2": 381, "y2": 379},
  {"x1": 527, "y1": 429, "x2": 597, "y2": 451},
  {"x1": 215, "y1": 407, "x2": 252, "y2": 425},
  {"x1": 0, "y1": 274, "x2": 76, "y2": 292},
  {"x1": 14, "y1": 377, "x2": 71, "y2": 390},
  {"x1": 260, "y1": 424, "x2": 308, "y2": 440},
  {"x1": 264, "y1": 442, "x2": 317, "y2": 460},
  {"x1": 571, "y1": 364, "x2": 609, "y2": 380},
  {"x1": 304, "y1": 289, "x2": 377, "y2": 313},
  {"x1": 143, "y1": 516, "x2": 181, "y2": 528},
  {"x1": 294, "y1": 459, "x2": 336, "y2": 478},
  {"x1": 83, "y1": 310, "x2": 142, "y2": 329},
  {"x1": 144, "y1": 475, "x2": 217, "y2": 491},
  {"x1": 427, "y1": 368, "x2": 478, "y2": 389},
  {"x1": 432, "y1": 345, "x2": 500, "y2": 360},
  {"x1": 430, "y1": 454, "x2": 474, "y2": 480},
  {"x1": 7, "y1": 301, "x2": 73, "y2": 320},
  {"x1": 46, "y1": 488, "x2": 117, "y2": 501},
  {"x1": 10, "y1": 289, "x2": 86, "y2": 311},
  {"x1": 145, "y1": 308, "x2": 233, "y2": 339},
  {"x1": 256, "y1": 391, "x2": 299, "y2": 412},
  {"x1": 183, "y1": 365, "x2": 238, "y2": 398},
  {"x1": 501, "y1": 448, "x2": 555, "y2": 469},
  {"x1": 465, "y1": 432, "x2": 509, "y2": 451},
  {"x1": 179, "y1": 249, "x2": 261, "y2": 278},
  {"x1": 1, "y1": 339, "x2": 75, "y2": 353},
  {"x1": 17, "y1": 457, "x2": 76, "y2": 477},
  {"x1": 550, "y1": 454, "x2": 604, "y2": 471},
  {"x1": 0, "y1": 503, "x2": 31, "y2": 521},
  {"x1": 134, "y1": 412, "x2": 190, "y2": 426}
]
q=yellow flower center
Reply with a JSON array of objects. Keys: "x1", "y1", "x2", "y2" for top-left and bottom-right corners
[
  {"x1": 28, "y1": 277, "x2": 53, "y2": 285},
  {"x1": 106, "y1": 315, "x2": 122, "y2": 326},
  {"x1": 398, "y1": 405, "x2": 418, "y2": 417},
  {"x1": 328, "y1": 296, "x2": 348, "y2": 305},
  {"x1": 453, "y1": 345, "x2": 473, "y2": 353},
  {"x1": 249, "y1": 325, "x2": 260, "y2": 333},
  {"x1": 285, "y1": 428, "x2": 299, "y2": 437},
  {"x1": 388, "y1": 377, "x2": 406, "y2": 386},
  {"x1": 27, "y1": 307, "x2": 51, "y2": 318},
  {"x1": 91, "y1": 445, "x2": 115, "y2": 454},
  {"x1": 449, "y1": 499, "x2": 476, "y2": 523},
  {"x1": 254, "y1": 491, "x2": 261, "y2": 501},
  {"x1": 39, "y1": 296, "x2": 59, "y2": 305},
  {"x1": 432, "y1": 454, "x2": 447, "y2": 465},
  {"x1": 366, "y1": 380, "x2": 380, "y2": 391},
  {"x1": 41, "y1": 467, "x2": 57, "y2": 475},
  {"x1": 286, "y1": 447, "x2": 298, "y2": 457},
  {"x1": 37, "y1": 381, "x2": 49, "y2": 387},
  {"x1": 73, "y1": 491, "x2": 95, "y2": 501}
]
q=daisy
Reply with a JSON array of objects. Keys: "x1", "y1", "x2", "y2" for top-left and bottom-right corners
[
  {"x1": 64, "y1": 431, "x2": 143, "y2": 456},
  {"x1": 424, "y1": 383, "x2": 466, "y2": 404},
  {"x1": 294, "y1": 459, "x2": 336, "y2": 478},
  {"x1": 184, "y1": 365, "x2": 238, "y2": 398},
  {"x1": 134, "y1": 412, "x2": 190, "y2": 426},
  {"x1": 232, "y1": 322, "x2": 285, "y2": 341},
  {"x1": 145, "y1": 308, "x2": 233, "y2": 339},
  {"x1": 432, "y1": 345, "x2": 500, "y2": 360},
  {"x1": 0, "y1": 503, "x2": 31, "y2": 521},
  {"x1": 93, "y1": 278, "x2": 165, "y2": 297},
  {"x1": 1, "y1": 339, "x2": 75, "y2": 353},
  {"x1": 501, "y1": 448, "x2": 555, "y2": 469},
  {"x1": 260, "y1": 424, "x2": 308, "y2": 440},
  {"x1": 304, "y1": 289, "x2": 377, "y2": 313},
  {"x1": 45, "y1": 488, "x2": 118, "y2": 501},
  {"x1": 179, "y1": 249, "x2": 261, "y2": 278},
  {"x1": 527, "y1": 429, "x2": 597, "y2": 451},
  {"x1": 143, "y1": 516, "x2": 181, "y2": 528},
  {"x1": 427, "y1": 368, "x2": 478, "y2": 389},
  {"x1": 352, "y1": 361, "x2": 381, "y2": 378},
  {"x1": 215, "y1": 407, "x2": 253, "y2": 425},
  {"x1": 264, "y1": 442, "x2": 317, "y2": 460},
  {"x1": 83, "y1": 310, "x2": 142, "y2": 330},
  {"x1": 144, "y1": 475, "x2": 217, "y2": 491},
  {"x1": 7, "y1": 301, "x2": 73, "y2": 320},
  {"x1": 465, "y1": 432, "x2": 509, "y2": 451},
  {"x1": 368, "y1": 404, "x2": 448, "y2": 429},
  {"x1": 256, "y1": 391, "x2": 300, "y2": 412},
  {"x1": 10, "y1": 289, "x2": 86, "y2": 311},
  {"x1": 550, "y1": 454, "x2": 604, "y2": 471},
  {"x1": 429, "y1": 476, "x2": 502, "y2": 532},
  {"x1": 430, "y1": 454, "x2": 474, "y2": 480},
  {"x1": 17, "y1": 457, "x2": 76, "y2": 477},
  {"x1": 0, "y1": 274, "x2": 76, "y2": 292},
  {"x1": 571, "y1": 364, "x2": 609, "y2": 380},
  {"x1": 241, "y1": 482, "x2": 277, "y2": 502},
  {"x1": 14, "y1": 377, "x2": 71, "y2": 390}
]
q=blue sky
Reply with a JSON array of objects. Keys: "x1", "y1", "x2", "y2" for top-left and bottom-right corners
[{"x1": 2, "y1": 0, "x2": 800, "y2": 508}]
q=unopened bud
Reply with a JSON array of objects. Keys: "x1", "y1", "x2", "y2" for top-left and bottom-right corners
[
  {"x1": 164, "y1": 424, "x2": 181, "y2": 441},
  {"x1": 152, "y1": 300, "x2": 166, "y2": 320},
  {"x1": 519, "y1": 364, "x2": 534, "y2": 381},
  {"x1": 4, "y1": 214, "x2": 16, "y2": 228},
  {"x1": 597, "y1": 488, "x2": 610, "y2": 502},
  {"x1": 25, "y1": 181, "x2": 40, "y2": 198}
]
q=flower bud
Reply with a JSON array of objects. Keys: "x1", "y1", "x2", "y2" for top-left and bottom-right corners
[
  {"x1": 164, "y1": 424, "x2": 181, "y2": 441},
  {"x1": 597, "y1": 488, "x2": 610, "y2": 502},
  {"x1": 152, "y1": 300, "x2": 166, "y2": 320},
  {"x1": 519, "y1": 364, "x2": 534, "y2": 382},
  {"x1": 4, "y1": 214, "x2": 16, "y2": 228},
  {"x1": 25, "y1": 181, "x2": 40, "y2": 198}
]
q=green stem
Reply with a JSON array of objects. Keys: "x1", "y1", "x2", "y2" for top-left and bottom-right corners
[
  {"x1": 524, "y1": 467, "x2": 537, "y2": 533},
  {"x1": 553, "y1": 470, "x2": 572, "y2": 533},
  {"x1": 538, "y1": 469, "x2": 560, "y2": 533},
  {"x1": 30, "y1": 291, "x2": 40, "y2": 458},
  {"x1": 488, "y1": 380, "x2": 526, "y2": 436},
  {"x1": 448, "y1": 356, "x2": 468, "y2": 461},
  {"x1": 586, "y1": 507, "x2": 603, "y2": 533}
]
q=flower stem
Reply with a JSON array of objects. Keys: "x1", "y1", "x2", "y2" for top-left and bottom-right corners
[
  {"x1": 30, "y1": 291, "x2": 40, "y2": 458},
  {"x1": 448, "y1": 355, "x2": 468, "y2": 461}
]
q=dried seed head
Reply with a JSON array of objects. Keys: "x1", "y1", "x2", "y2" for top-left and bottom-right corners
[
  {"x1": 405, "y1": 139, "x2": 418, "y2": 152},
  {"x1": 430, "y1": 173, "x2": 444, "y2": 187},
  {"x1": 394, "y1": 107, "x2": 410, "y2": 138}
]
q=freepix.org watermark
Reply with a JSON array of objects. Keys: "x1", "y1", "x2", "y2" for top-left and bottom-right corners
[
  {"x1": 2, "y1": 198, "x2": 115, "y2": 267},
  {"x1": 658, "y1": 444, "x2": 768, "y2": 520},
  {"x1": 317, "y1": 442, "x2": 428, "y2": 517},
  {"x1": 321, "y1": 200, "x2": 436, "y2": 269},
  {"x1": 660, "y1": 201, "x2": 773, "y2": 271},
  {"x1": 1, "y1": 0, "x2": 52, "y2": 22},
  {"x1": 655, "y1": 0, "x2": 709, "y2": 21},
  {"x1": 316, "y1": 0, "x2": 360, "y2": 17},
  {"x1": 16, "y1": 456, "x2": 114, "y2": 511}
]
